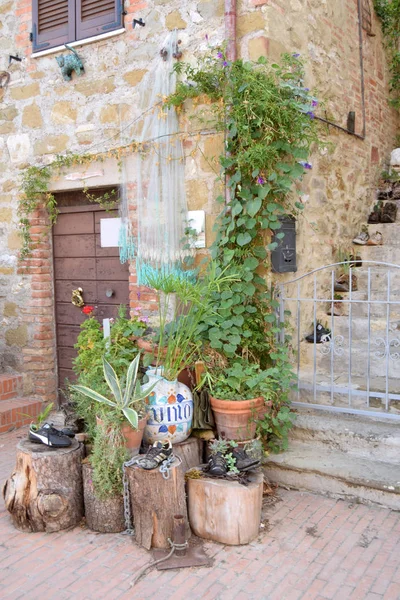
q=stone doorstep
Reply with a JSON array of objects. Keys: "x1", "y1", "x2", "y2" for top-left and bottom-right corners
[
  {"x1": 0, "y1": 373, "x2": 23, "y2": 402},
  {"x1": 289, "y1": 409, "x2": 400, "y2": 464},
  {"x1": 264, "y1": 440, "x2": 400, "y2": 511},
  {"x1": 0, "y1": 397, "x2": 43, "y2": 434}
]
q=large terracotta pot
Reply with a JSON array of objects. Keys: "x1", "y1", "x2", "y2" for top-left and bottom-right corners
[
  {"x1": 209, "y1": 396, "x2": 265, "y2": 441},
  {"x1": 143, "y1": 368, "x2": 193, "y2": 445},
  {"x1": 96, "y1": 416, "x2": 147, "y2": 456}
]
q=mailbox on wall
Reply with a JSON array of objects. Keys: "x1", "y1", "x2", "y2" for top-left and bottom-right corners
[{"x1": 271, "y1": 216, "x2": 297, "y2": 273}]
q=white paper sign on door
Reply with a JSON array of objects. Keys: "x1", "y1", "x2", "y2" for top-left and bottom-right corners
[{"x1": 100, "y1": 218, "x2": 121, "y2": 248}]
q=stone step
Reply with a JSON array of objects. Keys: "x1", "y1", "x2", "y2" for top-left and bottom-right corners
[
  {"x1": 301, "y1": 338, "x2": 400, "y2": 379},
  {"x1": 0, "y1": 373, "x2": 23, "y2": 402},
  {"x1": 367, "y1": 223, "x2": 400, "y2": 245},
  {"x1": 264, "y1": 440, "x2": 400, "y2": 510},
  {"x1": 293, "y1": 371, "x2": 400, "y2": 414},
  {"x1": 289, "y1": 409, "x2": 400, "y2": 464},
  {"x1": 0, "y1": 397, "x2": 43, "y2": 434},
  {"x1": 357, "y1": 245, "x2": 400, "y2": 264}
]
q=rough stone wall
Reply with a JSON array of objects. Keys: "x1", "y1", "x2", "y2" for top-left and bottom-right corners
[{"x1": 0, "y1": 0, "x2": 398, "y2": 399}]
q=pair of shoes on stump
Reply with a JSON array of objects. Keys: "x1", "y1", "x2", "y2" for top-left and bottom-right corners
[
  {"x1": 207, "y1": 448, "x2": 260, "y2": 476},
  {"x1": 29, "y1": 422, "x2": 75, "y2": 448},
  {"x1": 137, "y1": 440, "x2": 173, "y2": 470},
  {"x1": 368, "y1": 202, "x2": 397, "y2": 224}
]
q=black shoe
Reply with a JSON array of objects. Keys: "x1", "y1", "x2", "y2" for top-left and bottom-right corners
[
  {"x1": 207, "y1": 452, "x2": 227, "y2": 476},
  {"x1": 138, "y1": 440, "x2": 172, "y2": 470},
  {"x1": 29, "y1": 423, "x2": 72, "y2": 447},
  {"x1": 381, "y1": 202, "x2": 397, "y2": 223},
  {"x1": 231, "y1": 448, "x2": 260, "y2": 472},
  {"x1": 334, "y1": 281, "x2": 349, "y2": 293},
  {"x1": 60, "y1": 428, "x2": 76, "y2": 438},
  {"x1": 368, "y1": 209, "x2": 381, "y2": 224},
  {"x1": 305, "y1": 323, "x2": 331, "y2": 344}
]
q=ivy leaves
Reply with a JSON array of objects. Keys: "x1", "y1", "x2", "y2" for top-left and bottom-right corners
[{"x1": 169, "y1": 52, "x2": 319, "y2": 361}]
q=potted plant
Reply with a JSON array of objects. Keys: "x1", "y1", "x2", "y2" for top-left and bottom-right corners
[
  {"x1": 81, "y1": 418, "x2": 127, "y2": 533},
  {"x1": 71, "y1": 353, "x2": 157, "y2": 455},
  {"x1": 141, "y1": 263, "x2": 237, "y2": 445},
  {"x1": 334, "y1": 247, "x2": 358, "y2": 292},
  {"x1": 205, "y1": 360, "x2": 278, "y2": 441}
]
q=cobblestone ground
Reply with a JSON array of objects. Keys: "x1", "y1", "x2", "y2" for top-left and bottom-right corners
[{"x1": 1, "y1": 427, "x2": 400, "y2": 600}]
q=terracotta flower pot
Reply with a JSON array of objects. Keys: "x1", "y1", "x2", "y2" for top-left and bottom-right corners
[
  {"x1": 209, "y1": 396, "x2": 266, "y2": 441},
  {"x1": 96, "y1": 416, "x2": 147, "y2": 456}
]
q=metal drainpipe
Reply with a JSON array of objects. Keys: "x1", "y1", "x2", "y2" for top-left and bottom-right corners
[
  {"x1": 225, "y1": 0, "x2": 237, "y2": 62},
  {"x1": 224, "y1": 0, "x2": 237, "y2": 206},
  {"x1": 315, "y1": 0, "x2": 366, "y2": 140}
]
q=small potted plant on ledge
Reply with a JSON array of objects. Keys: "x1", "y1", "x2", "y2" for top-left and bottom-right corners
[
  {"x1": 71, "y1": 353, "x2": 157, "y2": 455},
  {"x1": 205, "y1": 359, "x2": 279, "y2": 441}
]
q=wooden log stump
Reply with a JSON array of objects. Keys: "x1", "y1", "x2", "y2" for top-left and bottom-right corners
[
  {"x1": 173, "y1": 437, "x2": 204, "y2": 473},
  {"x1": 82, "y1": 463, "x2": 125, "y2": 533},
  {"x1": 126, "y1": 459, "x2": 190, "y2": 550},
  {"x1": 3, "y1": 439, "x2": 83, "y2": 533},
  {"x1": 187, "y1": 470, "x2": 263, "y2": 545}
]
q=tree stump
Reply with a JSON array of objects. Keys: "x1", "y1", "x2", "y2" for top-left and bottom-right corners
[
  {"x1": 82, "y1": 463, "x2": 125, "y2": 533},
  {"x1": 3, "y1": 439, "x2": 83, "y2": 533},
  {"x1": 126, "y1": 460, "x2": 190, "y2": 550},
  {"x1": 173, "y1": 437, "x2": 204, "y2": 473},
  {"x1": 187, "y1": 471, "x2": 263, "y2": 545}
]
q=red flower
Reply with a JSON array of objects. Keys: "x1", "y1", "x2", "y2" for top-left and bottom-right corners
[{"x1": 82, "y1": 305, "x2": 94, "y2": 315}]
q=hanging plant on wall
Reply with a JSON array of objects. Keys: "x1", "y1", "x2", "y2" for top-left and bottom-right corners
[{"x1": 167, "y1": 51, "x2": 320, "y2": 366}]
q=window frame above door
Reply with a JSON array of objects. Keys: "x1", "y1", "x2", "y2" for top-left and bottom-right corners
[{"x1": 31, "y1": 0, "x2": 124, "y2": 53}]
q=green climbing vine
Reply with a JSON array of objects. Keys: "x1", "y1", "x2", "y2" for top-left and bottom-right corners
[
  {"x1": 374, "y1": 0, "x2": 400, "y2": 109},
  {"x1": 167, "y1": 51, "x2": 320, "y2": 367},
  {"x1": 18, "y1": 149, "x2": 128, "y2": 258}
]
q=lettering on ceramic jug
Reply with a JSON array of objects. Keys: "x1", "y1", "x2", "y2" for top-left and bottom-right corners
[{"x1": 149, "y1": 402, "x2": 192, "y2": 424}]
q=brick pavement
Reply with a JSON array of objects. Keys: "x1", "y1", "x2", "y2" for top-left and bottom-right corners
[{"x1": 1, "y1": 427, "x2": 400, "y2": 600}]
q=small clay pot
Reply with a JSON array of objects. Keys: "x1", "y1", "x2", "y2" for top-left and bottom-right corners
[
  {"x1": 209, "y1": 396, "x2": 267, "y2": 441},
  {"x1": 96, "y1": 416, "x2": 147, "y2": 456}
]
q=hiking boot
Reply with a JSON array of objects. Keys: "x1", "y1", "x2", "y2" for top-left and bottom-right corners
[
  {"x1": 368, "y1": 209, "x2": 381, "y2": 224},
  {"x1": 231, "y1": 448, "x2": 260, "y2": 472},
  {"x1": 138, "y1": 440, "x2": 172, "y2": 470},
  {"x1": 327, "y1": 302, "x2": 342, "y2": 317},
  {"x1": 334, "y1": 281, "x2": 349, "y2": 293},
  {"x1": 352, "y1": 230, "x2": 369, "y2": 245},
  {"x1": 207, "y1": 452, "x2": 227, "y2": 476},
  {"x1": 381, "y1": 202, "x2": 397, "y2": 223},
  {"x1": 29, "y1": 423, "x2": 72, "y2": 448},
  {"x1": 305, "y1": 323, "x2": 331, "y2": 344},
  {"x1": 367, "y1": 231, "x2": 383, "y2": 246}
]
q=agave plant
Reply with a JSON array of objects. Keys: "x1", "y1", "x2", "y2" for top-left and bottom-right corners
[{"x1": 70, "y1": 354, "x2": 156, "y2": 430}]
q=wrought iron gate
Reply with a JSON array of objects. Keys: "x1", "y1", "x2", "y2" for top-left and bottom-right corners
[{"x1": 277, "y1": 261, "x2": 400, "y2": 420}]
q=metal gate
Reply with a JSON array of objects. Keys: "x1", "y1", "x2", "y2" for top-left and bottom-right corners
[{"x1": 277, "y1": 261, "x2": 400, "y2": 420}]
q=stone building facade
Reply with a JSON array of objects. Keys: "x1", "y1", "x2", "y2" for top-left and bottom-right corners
[{"x1": 0, "y1": 0, "x2": 398, "y2": 403}]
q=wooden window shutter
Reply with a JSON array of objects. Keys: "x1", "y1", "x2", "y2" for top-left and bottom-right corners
[
  {"x1": 32, "y1": 0, "x2": 75, "y2": 52},
  {"x1": 76, "y1": 0, "x2": 123, "y2": 40}
]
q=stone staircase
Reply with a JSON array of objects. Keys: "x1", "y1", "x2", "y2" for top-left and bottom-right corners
[
  {"x1": 0, "y1": 373, "x2": 43, "y2": 434},
  {"x1": 265, "y1": 197, "x2": 400, "y2": 509},
  {"x1": 264, "y1": 409, "x2": 400, "y2": 510}
]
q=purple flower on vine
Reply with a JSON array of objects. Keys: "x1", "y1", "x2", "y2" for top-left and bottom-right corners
[
  {"x1": 257, "y1": 176, "x2": 265, "y2": 184},
  {"x1": 223, "y1": 61, "x2": 228, "y2": 67},
  {"x1": 292, "y1": 53, "x2": 300, "y2": 58},
  {"x1": 306, "y1": 111, "x2": 315, "y2": 119},
  {"x1": 217, "y1": 51, "x2": 224, "y2": 59},
  {"x1": 312, "y1": 99, "x2": 318, "y2": 107},
  {"x1": 299, "y1": 161, "x2": 312, "y2": 170}
]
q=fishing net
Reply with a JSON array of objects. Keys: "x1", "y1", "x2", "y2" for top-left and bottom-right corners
[{"x1": 118, "y1": 31, "x2": 193, "y2": 285}]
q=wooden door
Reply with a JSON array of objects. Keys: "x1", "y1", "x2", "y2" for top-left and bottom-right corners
[{"x1": 53, "y1": 204, "x2": 129, "y2": 387}]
